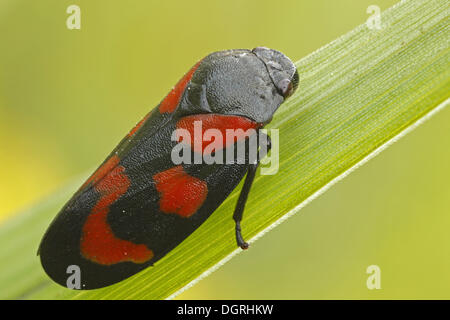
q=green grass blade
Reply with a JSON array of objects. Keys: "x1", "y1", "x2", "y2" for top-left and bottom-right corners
[{"x1": 0, "y1": 0, "x2": 448, "y2": 299}]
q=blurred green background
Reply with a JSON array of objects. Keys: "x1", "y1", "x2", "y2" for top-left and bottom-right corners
[{"x1": 1, "y1": 0, "x2": 449, "y2": 299}]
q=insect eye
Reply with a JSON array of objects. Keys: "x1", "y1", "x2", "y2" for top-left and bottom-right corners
[{"x1": 277, "y1": 79, "x2": 294, "y2": 99}]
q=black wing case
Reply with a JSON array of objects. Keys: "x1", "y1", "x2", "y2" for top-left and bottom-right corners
[
  {"x1": 39, "y1": 113, "x2": 253, "y2": 289},
  {"x1": 39, "y1": 53, "x2": 263, "y2": 289},
  {"x1": 39, "y1": 60, "x2": 206, "y2": 289}
]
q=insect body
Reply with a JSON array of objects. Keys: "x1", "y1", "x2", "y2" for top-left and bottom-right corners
[{"x1": 39, "y1": 47, "x2": 298, "y2": 289}]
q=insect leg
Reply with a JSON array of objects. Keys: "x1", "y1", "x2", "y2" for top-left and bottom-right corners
[{"x1": 233, "y1": 131, "x2": 271, "y2": 249}]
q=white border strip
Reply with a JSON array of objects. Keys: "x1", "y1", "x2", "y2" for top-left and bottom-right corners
[{"x1": 166, "y1": 97, "x2": 450, "y2": 300}]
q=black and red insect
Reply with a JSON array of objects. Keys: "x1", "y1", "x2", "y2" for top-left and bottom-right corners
[{"x1": 39, "y1": 47, "x2": 298, "y2": 289}]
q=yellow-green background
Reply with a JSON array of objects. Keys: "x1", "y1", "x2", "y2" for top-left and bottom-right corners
[{"x1": 1, "y1": 0, "x2": 449, "y2": 299}]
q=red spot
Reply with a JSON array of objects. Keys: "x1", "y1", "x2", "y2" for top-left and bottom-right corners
[
  {"x1": 128, "y1": 113, "x2": 150, "y2": 137},
  {"x1": 153, "y1": 166, "x2": 208, "y2": 217},
  {"x1": 81, "y1": 155, "x2": 120, "y2": 189},
  {"x1": 158, "y1": 60, "x2": 202, "y2": 114},
  {"x1": 81, "y1": 165, "x2": 154, "y2": 265},
  {"x1": 176, "y1": 114, "x2": 260, "y2": 154}
]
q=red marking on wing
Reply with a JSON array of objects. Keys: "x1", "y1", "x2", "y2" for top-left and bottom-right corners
[
  {"x1": 176, "y1": 114, "x2": 260, "y2": 154},
  {"x1": 128, "y1": 113, "x2": 150, "y2": 137},
  {"x1": 153, "y1": 166, "x2": 208, "y2": 218},
  {"x1": 81, "y1": 155, "x2": 120, "y2": 189},
  {"x1": 158, "y1": 60, "x2": 202, "y2": 114},
  {"x1": 81, "y1": 165, "x2": 154, "y2": 265}
]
